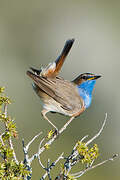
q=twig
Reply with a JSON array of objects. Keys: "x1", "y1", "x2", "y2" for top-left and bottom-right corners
[
  {"x1": 38, "y1": 138, "x2": 46, "y2": 169},
  {"x1": 71, "y1": 154, "x2": 118, "y2": 178},
  {"x1": 39, "y1": 138, "x2": 45, "y2": 149},
  {"x1": 4, "y1": 104, "x2": 18, "y2": 164},
  {"x1": 40, "y1": 153, "x2": 64, "y2": 180},
  {"x1": 23, "y1": 132, "x2": 42, "y2": 165},
  {"x1": 86, "y1": 113, "x2": 107, "y2": 146},
  {"x1": 9, "y1": 137, "x2": 18, "y2": 164},
  {"x1": 0, "y1": 133, "x2": 5, "y2": 146},
  {"x1": 73, "y1": 135, "x2": 89, "y2": 151},
  {"x1": 47, "y1": 159, "x2": 52, "y2": 180},
  {"x1": 72, "y1": 113, "x2": 107, "y2": 160},
  {"x1": 55, "y1": 113, "x2": 115, "y2": 180},
  {"x1": 22, "y1": 132, "x2": 43, "y2": 180},
  {"x1": 4, "y1": 103, "x2": 8, "y2": 119},
  {"x1": 26, "y1": 132, "x2": 42, "y2": 152},
  {"x1": 80, "y1": 135, "x2": 89, "y2": 142}
]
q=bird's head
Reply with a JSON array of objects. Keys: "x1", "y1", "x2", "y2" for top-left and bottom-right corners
[{"x1": 73, "y1": 73, "x2": 101, "y2": 85}]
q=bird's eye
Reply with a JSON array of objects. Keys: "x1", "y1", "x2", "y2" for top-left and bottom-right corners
[{"x1": 82, "y1": 76, "x2": 87, "y2": 80}]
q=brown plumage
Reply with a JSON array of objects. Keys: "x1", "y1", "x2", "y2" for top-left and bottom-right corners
[
  {"x1": 27, "y1": 39, "x2": 78, "y2": 131},
  {"x1": 26, "y1": 39, "x2": 101, "y2": 131},
  {"x1": 27, "y1": 71, "x2": 84, "y2": 116}
]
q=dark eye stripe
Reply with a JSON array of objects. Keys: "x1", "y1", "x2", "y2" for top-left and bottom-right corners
[{"x1": 82, "y1": 76, "x2": 88, "y2": 80}]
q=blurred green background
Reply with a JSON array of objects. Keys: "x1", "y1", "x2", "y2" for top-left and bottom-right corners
[{"x1": 0, "y1": 0, "x2": 120, "y2": 179}]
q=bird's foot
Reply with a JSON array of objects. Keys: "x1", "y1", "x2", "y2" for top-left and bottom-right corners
[{"x1": 53, "y1": 129, "x2": 59, "y2": 138}]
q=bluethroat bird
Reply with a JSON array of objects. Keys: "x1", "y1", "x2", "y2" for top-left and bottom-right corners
[{"x1": 27, "y1": 39, "x2": 101, "y2": 131}]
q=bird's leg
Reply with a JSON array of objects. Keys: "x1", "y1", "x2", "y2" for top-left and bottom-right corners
[{"x1": 41, "y1": 109, "x2": 58, "y2": 132}]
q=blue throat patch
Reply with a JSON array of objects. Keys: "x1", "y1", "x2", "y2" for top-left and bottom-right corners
[{"x1": 77, "y1": 80, "x2": 96, "y2": 108}]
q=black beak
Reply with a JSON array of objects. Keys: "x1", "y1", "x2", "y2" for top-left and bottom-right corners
[{"x1": 94, "y1": 75, "x2": 101, "y2": 80}]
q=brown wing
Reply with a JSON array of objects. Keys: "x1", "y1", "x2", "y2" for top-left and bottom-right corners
[{"x1": 27, "y1": 71, "x2": 83, "y2": 111}]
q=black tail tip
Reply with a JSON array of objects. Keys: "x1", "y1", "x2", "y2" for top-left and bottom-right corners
[{"x1": 66, "y1": 38, "x2": 75, "y2": 44}]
